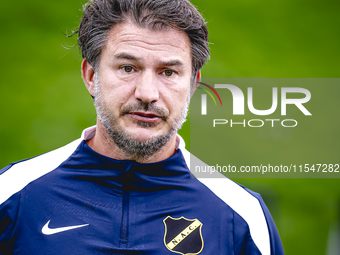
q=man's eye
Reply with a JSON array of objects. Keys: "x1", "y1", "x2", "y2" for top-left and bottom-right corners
[
  {"x1": 123, "y1": 66, "x2": 133, "y2": 72},
  {"x1": 163, "y1": 70, "x2": 174, "y2": 76}
]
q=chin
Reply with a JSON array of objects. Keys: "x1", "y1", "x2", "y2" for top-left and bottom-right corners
[
  {"x1": 132, "y1": 132, "x2": 163, "y2": 142},
  {"x1": 128, "y1": 125, "x2": 165, "y2": 138}
]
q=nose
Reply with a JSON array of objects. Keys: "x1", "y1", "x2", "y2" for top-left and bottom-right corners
[{"x1": 134, "y1": 70, "x2": 159, "y2": 103}]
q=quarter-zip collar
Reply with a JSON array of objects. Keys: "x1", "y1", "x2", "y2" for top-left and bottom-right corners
[{"x1": 59, "y1": 127, "x2": 191, "y2": 192}]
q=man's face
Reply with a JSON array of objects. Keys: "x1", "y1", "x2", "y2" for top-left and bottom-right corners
[{"x1": 91, "y1": 22, "x2": 193, "y2": 160}]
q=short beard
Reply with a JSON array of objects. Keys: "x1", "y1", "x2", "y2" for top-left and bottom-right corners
[{"x1": 93, "y1": 75, "x2": 190, "y2": 162}]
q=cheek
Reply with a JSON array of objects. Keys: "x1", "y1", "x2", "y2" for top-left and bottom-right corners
[
  {"x1": 166, "y1": 88, "x2": 190, "y2": 114},
  {"x1": 102, "y1": 83, "x2": 135, "y2": 107}
]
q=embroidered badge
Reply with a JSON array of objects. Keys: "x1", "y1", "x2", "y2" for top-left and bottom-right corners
[{"x1": 163, "y1": 216, "x2": 204, "y2": 255}]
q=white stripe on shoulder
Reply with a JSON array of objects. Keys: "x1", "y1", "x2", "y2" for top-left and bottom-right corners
[
  {"x1": 179, "y1": 144, "x2": 270, "y2": 255},
  {"x1": 0, "y1": 138, "x2": 83, "y2": 205}
]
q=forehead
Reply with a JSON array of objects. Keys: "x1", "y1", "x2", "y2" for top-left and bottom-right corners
[{"x1": 102, "y1": 22, "x2": 192, "y2": 63}]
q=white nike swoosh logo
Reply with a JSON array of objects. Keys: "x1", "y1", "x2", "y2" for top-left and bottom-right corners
[{"x1": 42, "y1": 220, "x2": 89, "y2": 235}]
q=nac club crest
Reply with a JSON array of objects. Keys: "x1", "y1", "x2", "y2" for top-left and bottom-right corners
[{"x1": 163, "y1": 216, "x2": 204, "y2": 255}]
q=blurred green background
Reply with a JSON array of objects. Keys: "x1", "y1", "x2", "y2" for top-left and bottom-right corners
[{"x1": 0, "y1": 0, "x2": 339, "y2": 254}]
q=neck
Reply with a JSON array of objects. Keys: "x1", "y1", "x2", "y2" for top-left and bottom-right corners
[{"x1": 86, "y1": 121, "x2": 177, "y2": 163}]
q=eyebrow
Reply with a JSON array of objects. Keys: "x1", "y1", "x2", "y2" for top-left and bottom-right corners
[
  {"x1": 158, "y1": 60, "x2": 184, "y2": 67},
  {"x1": 113, "y1": 52, "x2": 184, "y2": 67},
  {"x1": 113, "y1": 53, "x2": 141, "y2": 61}
]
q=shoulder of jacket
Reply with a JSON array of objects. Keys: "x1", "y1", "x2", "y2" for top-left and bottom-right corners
[
  {"x1": 179, "y1": 146, "x2": 271, "y2": 255},
  {"x1": 0, "y1": 138, "x2": 83, "y2": 205}
]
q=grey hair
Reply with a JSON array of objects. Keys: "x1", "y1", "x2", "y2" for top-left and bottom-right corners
[{"x1": 74, "y1": 0, "x2": 210, "y2": 76}]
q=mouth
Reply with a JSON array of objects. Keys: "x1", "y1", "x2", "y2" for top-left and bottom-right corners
[{"x1": 129, "y1": 111, "x2": 162, "y2": 123}]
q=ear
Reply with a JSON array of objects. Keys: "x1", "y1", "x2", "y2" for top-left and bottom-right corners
[
  {"x1": 81, "y1": 59, "x2": 96, "y2": 97},
  {"x1": 190, "y1": 70, "x2": 201, "y2": 97}
]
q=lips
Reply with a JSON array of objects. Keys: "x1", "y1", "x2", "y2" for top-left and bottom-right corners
[{"x1": 129, "y1": 112, "x2": 162, "y2": 123}]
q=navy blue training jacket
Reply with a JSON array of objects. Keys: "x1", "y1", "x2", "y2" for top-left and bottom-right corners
[{"x1": 0, "y1": 126, "x2": 284, "y2": 255}]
